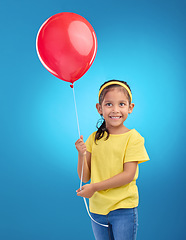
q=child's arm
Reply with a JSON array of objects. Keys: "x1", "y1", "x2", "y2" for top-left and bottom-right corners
[
  {"x1": 76, "y1": 161, "x2": 137, "y2": 198},
  {"x1": 75, "y1": 135, "x2": 91, "y2": 183}
]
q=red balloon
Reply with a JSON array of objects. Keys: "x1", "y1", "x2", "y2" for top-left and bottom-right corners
[{"x1": 36, "y1": 12, "x2": 97, "y2": 84}]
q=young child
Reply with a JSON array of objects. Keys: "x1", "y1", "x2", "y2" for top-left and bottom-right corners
[{"x1": 75, "y1": 80, "x2": 149, "y2": 240}]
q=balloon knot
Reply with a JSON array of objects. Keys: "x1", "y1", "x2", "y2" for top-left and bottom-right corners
[{"x1": 70, "y1": 84, "x2": 74, "y2": 88}]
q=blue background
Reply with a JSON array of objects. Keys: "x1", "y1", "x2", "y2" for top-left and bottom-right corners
[{"x1": 1, "y1": 0, "x2": 186, "y2": 239}]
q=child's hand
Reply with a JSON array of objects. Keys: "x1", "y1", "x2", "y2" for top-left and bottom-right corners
[
  {"x1": 76, "y1": 184, "x2": 96, "y2": 198},
  {"x1": 75, "y1": 135, "x2": 87, "y2": 156}
]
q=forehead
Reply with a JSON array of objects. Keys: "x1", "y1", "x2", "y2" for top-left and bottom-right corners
[{"x1": 103, "y1": 87, "x2": 128, "y2": 100}]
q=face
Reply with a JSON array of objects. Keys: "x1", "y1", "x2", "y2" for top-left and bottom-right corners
[{"x1": 96, "y1": 88, "x2": 134, "y2": 133}]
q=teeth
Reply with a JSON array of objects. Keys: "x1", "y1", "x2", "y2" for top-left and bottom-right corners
[{"x1": 110, "y1": 116, "x2": 120, "y2": 119}]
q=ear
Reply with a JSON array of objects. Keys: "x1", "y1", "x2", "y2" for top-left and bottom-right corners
[
  {"x1": 128, "y1": 103, "x2": 135, "y2": 114},
  {"x1": 96, "y1": 103, "x2": 102, "y2": 115}
]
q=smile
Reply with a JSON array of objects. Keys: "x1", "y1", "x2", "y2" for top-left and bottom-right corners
[{"x1": 109, "y1": 116, "x2": 122, "y2": 119}]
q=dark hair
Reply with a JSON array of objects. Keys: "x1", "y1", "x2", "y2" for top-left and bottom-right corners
[{"x1": 94, "y1": 80, "x2": 132, "y2": 143}]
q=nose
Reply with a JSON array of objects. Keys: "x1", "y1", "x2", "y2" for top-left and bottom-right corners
[{"x1": 112, "y1": 105, "x2": 119, "y2": 113}]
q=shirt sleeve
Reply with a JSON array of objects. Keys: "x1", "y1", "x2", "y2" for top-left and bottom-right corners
[
  {"x1": 85, "y1": 132, "x2": 95, "y2": 153},
  {"x1": 124, "y1": 132, "x2": 150, "y2": 164}
]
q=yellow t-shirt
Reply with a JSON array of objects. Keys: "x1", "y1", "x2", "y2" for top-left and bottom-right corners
[{"x1": 85, "y1": 129, "x2": 149, "y2": 215}]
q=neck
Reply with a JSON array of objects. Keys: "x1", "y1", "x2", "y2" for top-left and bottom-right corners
[{"x1": 106, "y1": 125, "x2": 129, "y2": 135}]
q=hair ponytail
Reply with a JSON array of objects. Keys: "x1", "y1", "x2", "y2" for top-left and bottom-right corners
[{"x1": 94, "y1": 118, "x2": 109, "y2": 143}]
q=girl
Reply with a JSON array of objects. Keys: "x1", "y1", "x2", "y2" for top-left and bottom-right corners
[{"x1": 75, "y1": 80, "x2": 149, "y2": 240}]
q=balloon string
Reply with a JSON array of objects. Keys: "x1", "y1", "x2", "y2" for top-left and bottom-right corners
[
  {"x1": 83, "y1": 197, "x2": 109, "y2": 228},
  {"x1": 80, "y1": 158, "x2": 84, "y2": 191},
  {"x1": 72, "y1": 85, "x2": 84, "y2": 190},
  {"x1": 72, "y1": 86, "x2": 80, "y2": 138},
  {"x1": 72, "y1": 84, "x2": 108, "y2": 228}
]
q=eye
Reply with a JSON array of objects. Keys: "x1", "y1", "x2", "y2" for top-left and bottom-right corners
[
  {"x1": 119, "y1": 103, "x2": 126, "y2": 106},
  {"x1": 105, "y1": 103, "x2": 112, "y2": 107}
]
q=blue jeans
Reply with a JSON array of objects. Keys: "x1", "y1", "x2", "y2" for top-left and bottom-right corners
[{"x1": 91, "y1": 208, "x2": 138, "y2": 240}]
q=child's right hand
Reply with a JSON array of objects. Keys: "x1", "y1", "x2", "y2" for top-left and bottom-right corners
[{"x1": 75, "y1": 135, "x2": 87, "y2": 156}]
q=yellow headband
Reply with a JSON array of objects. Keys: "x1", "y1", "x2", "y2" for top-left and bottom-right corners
[{"x1": 98, "y1": 81, "x2": 132, "y2": 102}]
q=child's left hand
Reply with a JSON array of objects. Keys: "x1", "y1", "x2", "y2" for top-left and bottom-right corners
[{"x1": 76, "y1": 184, "x2": 96, "y2": 198}]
